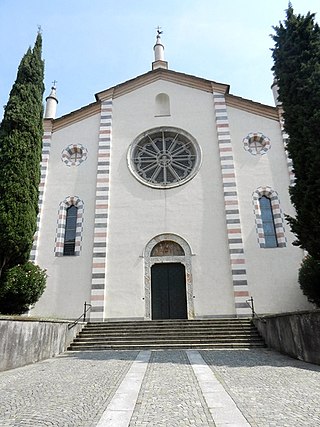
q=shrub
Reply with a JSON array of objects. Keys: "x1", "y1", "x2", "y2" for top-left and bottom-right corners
[
  {"x1": 0, "y1": 262, "x2": 47, "y2": 315},
  {"x1": 298, "y1": 255, "x2": 320, "y2": 308}
]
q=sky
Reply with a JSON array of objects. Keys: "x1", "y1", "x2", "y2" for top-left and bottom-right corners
[{"x1": 0, "y1": 0, "x2": 319, "y2": 119}]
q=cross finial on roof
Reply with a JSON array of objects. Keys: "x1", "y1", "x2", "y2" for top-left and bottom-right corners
[
  {"x1": 52, "y1": 80, "x2": 57, "y2": 88},
  {"x1": 156, "y1": 26, "x2": 163, "y2": 36},
  {"x1": 37, "y1": 25, "x2": 42, "y2": 34},
  {"x1": 153, "y1": 26, "x2": 167, "y2": 68}
]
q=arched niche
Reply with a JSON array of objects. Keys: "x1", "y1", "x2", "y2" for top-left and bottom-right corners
[{"x1": 155, "y1": 93, "x2": 170, "y2": 116}]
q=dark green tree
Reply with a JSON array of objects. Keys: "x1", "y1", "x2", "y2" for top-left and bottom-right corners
[
  {"x1": 272, "y1": 5, "x2": 320, "y2": 258},
  {"x1": 298, "y1": 255, "x2": 320, "y2": 307},
  {"x1": 0, "y1": 33, "x2": 45, "y2": 279},
  {"x1": 0, "y1": 261, "x2": 47, "y2": 315},
  {"x1": 272, "y1": 5, "x2": 320, "y2": 306}
]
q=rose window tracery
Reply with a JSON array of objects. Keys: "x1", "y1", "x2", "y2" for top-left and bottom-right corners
[{"x1": 128, "y1": 127, "x2": 201, "y2": 188}]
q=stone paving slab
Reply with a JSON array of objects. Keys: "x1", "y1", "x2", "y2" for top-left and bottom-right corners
[
  {"x1": 0, "y1": 351, "x2": 138, "y2": 427},
  {"x1": 201, "y1": 349, "x2": 320, "y2": 427},
  {"x1": 187, "y1": 350, "x2": 250, "y2": 427},
  {"x1": 129, "y1": 350, "x2": 215, "y2": 427},
  {"x1": 96, "y1": 351, "x2": 151, "y2": 427},
  {"x1": 1, "y1": 348, "x2": 320, "y2": 426}
]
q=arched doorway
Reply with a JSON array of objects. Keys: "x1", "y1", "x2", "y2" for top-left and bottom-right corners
[{"x1": 144, "y1": 234, "x2": 194, "y2": 320}]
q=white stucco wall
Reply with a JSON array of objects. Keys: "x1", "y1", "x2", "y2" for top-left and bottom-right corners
[
  {"x1": 32, "y1": 113, "x2": 101, "y2": 319},
  {"x1": 228, "y1": 106, "x2": 310, "y2": 314},
  {"x1": 33, "y1": 76, "x2": 311, "y2": 320},
  {"x1": 106, "y1": 80, "x2": 235, "y2": 319}
]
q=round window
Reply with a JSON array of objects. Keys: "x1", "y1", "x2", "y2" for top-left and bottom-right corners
[
  {"x1": 128, "y1": 127, "x2": 201, "y2": 188},
  {"x1": 243, "y1": 132, "x2": 271, "y2": 155},
  {"x1": 61, "y1": 144, "x2": 88, "y2": 166}
]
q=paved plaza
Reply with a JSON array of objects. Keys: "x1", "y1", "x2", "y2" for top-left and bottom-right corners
[{"x1": 1, "y1": 348, "x2": 320, "y2": 426}]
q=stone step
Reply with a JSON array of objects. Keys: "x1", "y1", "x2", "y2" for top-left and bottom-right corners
[
  {"x1": 68, "y1": 318, "x2": 265, "y2": 351},
  {"x1": 76, "y1": 332, "x2": 261, "y2": 339},
  {"x1": 70, "y1": 337, "x2": 264, "y2": 346},
  {"x1": 81, "y1": 327, "x2": 256, "y2": 335},
  {"x1": 86, "y1": 325, "x2": 254, "y2": 332},
  {"x1": 72, "y1": 336, "x2": 263, "y2": 343},
  {"x1": 74, "y1": 338, "x2": 263, "y2": 345},
  {"x1": 79, "y1": 335, "x2": 258, "y2": 342},
  {"x1": 83, "y1": 325, "x2": 255, "y2": 331},
  {"x1": 85, "y1": 320, "x2": 253, "y2": 328},
  {"x1": 68, "y1": 342, "x2": 266, "y2": 351}
]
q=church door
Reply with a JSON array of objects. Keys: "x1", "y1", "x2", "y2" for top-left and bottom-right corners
[{"x1": 151, "y1": 263, "x2": 187, "y2": 319}]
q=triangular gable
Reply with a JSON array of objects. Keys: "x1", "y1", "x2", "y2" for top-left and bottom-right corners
[
  {"x1": 95, "y1": 68, "x2": 229, "y2": 101},
  {"x1": 52, "y1": 68, "x2": 277, "y2": 131}
]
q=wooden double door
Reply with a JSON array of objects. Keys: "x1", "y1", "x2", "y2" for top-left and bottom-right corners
[{"x1": 151, "y1": 263, "x2": 187, "y2": 320}]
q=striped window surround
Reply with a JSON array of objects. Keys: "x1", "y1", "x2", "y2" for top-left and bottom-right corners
[
  {"x1": 252, "y1": 186, "x2": 286, "y2": 248},
  {"x1": 54, "y1": 196, "x2": 84, "y2": 256},
  {"x1": 213, "y1": 92, "x2": 251, "y2": 317}
]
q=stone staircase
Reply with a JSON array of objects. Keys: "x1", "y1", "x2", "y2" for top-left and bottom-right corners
[{"x1": 68, "y1": 318, "x2": 265, "y2": 351}]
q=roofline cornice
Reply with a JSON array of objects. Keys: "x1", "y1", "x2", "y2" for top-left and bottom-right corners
[
  {"x1": 95, "y1": 68, "x2": 230, "y2": 101},
  {"x1": 226, "y1": 94, "x2": 278, "y2": 120},
  {"x1": 48, "y1": 68, "x2": 277, "y2": 131},
  {"x1": 52, "y1": 101, "x2": 101, "y2": 132}
]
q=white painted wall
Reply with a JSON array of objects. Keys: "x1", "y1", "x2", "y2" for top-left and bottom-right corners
[
  {"x1": 33, "y1": 77, "x2": 311, "y2": 320},
  {"x1": 228, "y1": 106, "x2": 310, "y2": 314},
  {"x1": 32, "y1": 113, "x2": 101, "y2": 319},
  {"x1": 106, "y1": 80, "x2": 235, "y2": 319}
]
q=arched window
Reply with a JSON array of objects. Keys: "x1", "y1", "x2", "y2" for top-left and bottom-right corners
[
  {"x1": 259, "y1": 196, "x2": 277, "y2": 248},
  {"x1": 252, "y1": 187, "x2": 286, "y2": 248},
  {"x1": 54, "y1": 196, "x2": 84, "y2": 257},
  {"x1": 63, "y1": 205, "x2": 78, "y2": 255}
]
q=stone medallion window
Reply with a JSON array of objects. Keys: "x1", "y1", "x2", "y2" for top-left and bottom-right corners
[
  {"x1": 243, "y1": 132, "x2": 270, "y2": 155},
  {"x1": 62, "y1": 144, "x2": 88, "y2": 166},
  {"x1": 128, "y1": 127, "x2": 201, "y2": 188}
]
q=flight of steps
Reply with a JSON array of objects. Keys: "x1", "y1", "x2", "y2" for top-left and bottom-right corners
[{"x1": 68, "y1": 318, "x2": 265, "y2": 351}]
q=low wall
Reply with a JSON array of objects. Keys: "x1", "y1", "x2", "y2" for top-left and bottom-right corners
[
  {"x1": 0, "y1": 317, "x2": 84, "y2": 371},
  {"x1": 254, "y1": 310, "x2": 320, "y2": 365}
]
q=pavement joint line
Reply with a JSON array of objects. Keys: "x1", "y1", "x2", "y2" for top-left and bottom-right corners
[
  {"x1": 95, "y1": 350, "x2": 151, "y2": 427},
  {"x1": 186, "y1": 350, "x2": 251, "y2": 427}
]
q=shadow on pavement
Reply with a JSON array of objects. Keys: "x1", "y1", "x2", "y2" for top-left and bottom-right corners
[{"x1": 59, "y1": 348, "x2": 320, "y2": 372}]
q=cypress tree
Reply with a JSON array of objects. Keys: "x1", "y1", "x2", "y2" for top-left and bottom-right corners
[
  {"x1": 272, "y1": 5, "x2": 320, "y2": 258},
  {"x1": 0, "y1": 33, "x2": 44, "y2": 279}
]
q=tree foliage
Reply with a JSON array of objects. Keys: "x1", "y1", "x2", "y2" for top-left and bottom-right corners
[
  {"x1": 271, "y1": 5, "x2": 320, "y2": 259},
  {"x1": 298, "y1": 255, "x2": 320, "y2": 307},
  {"x1": 0, "y1": 34, "x2": 45, "y2": 278},
  {"x1": 0, "y1": 262, "x2": 47, "y2": 315}
]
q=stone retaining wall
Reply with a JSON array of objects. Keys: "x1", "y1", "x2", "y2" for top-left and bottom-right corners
[
  {"x1": 0, "y1": 317, "x2": 84, "y2": 371},
  {"x1": 253, "y1": 310, "x2": 320, "y2": 365}
]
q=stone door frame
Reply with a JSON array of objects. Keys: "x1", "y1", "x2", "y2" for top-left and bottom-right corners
[{"x1": 144, "y1": 233, "x2": 194, "y2": 320}]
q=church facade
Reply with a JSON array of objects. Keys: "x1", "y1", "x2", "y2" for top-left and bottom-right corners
[{"x1": 31, "y1": 34, "x2": 310, "y2": 321}]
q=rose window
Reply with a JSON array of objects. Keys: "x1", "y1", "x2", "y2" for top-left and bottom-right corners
[{"x1": 128, "y1": 127, "x2": 201, "y2": 188}]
